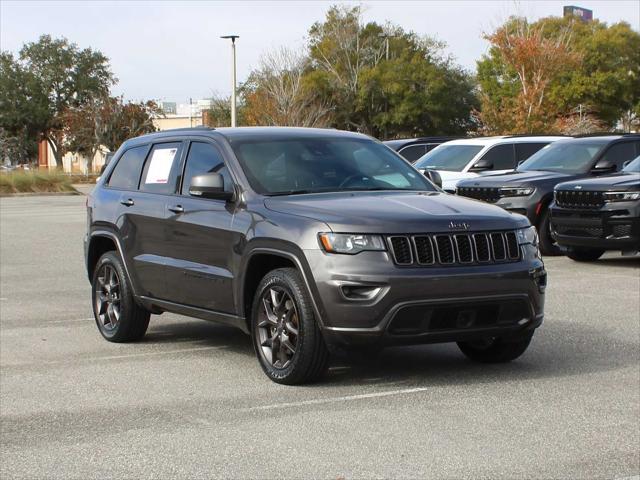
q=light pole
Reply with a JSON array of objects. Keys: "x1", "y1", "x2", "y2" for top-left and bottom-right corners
[{"x1": 221, "y1": 35, "x2": 239, "y2": 127}]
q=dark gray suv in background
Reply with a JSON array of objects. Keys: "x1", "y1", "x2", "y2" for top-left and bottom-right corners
[{"x1": 85, "y1": 127, "x2": 546, "y2": 384}]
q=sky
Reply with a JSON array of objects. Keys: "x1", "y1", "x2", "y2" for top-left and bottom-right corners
[{"x1": 1, "y1": 0, "x2": 638, "y2": 104}]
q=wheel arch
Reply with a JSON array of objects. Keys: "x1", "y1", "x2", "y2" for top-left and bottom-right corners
[
  {"x1": 86, "y1": 230, "x2": 139, "y2": 297},
  {"x1": 239, "y1": 247, "x2": 325, "y2": 332}
]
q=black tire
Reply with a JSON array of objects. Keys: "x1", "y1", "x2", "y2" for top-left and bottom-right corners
[
  {"x1": 567, "y1": 247, "x2": 605, "y2": 262},
  {"x1": 91, "y1": 251, "x2": 150, "y2": 342},
  {"x1": 457, "y1": 333, "x2": 533, "y2": 363},
  {"x1": 538, "y1": 208, "x2": 561, "y2": 256},
  {"x1": 251, "y1": 268, "x2": 329, "y2": 385}
]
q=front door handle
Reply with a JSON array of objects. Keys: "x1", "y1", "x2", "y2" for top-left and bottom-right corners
[
  {"x1": 168, "y1": 205, "x2": 184, "y2": 214},
  {"x1": 120, "y1": 198, "x2": 134, "y2": 207}
]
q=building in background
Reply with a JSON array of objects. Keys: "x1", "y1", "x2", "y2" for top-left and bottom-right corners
[
  {"x1": 153, "y1": 98, "x2": 214, "y2": 131},
  {"x1": 563, "y1": 5, "x2": 593, "y2": 22}
]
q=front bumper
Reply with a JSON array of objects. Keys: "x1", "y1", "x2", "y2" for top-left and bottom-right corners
[
  {"x1": 550, "y1": 202, "x2": 640, "y2": 251},
  {"x1": 304, "y1": 246, "x2": 546, "y2": 348}
]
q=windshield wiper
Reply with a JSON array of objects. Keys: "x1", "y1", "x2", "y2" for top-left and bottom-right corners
[{"x1": 269, "y1": 189, "x2": 317, "y2": 196}]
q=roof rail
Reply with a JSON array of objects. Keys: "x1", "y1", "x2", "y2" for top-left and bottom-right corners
[
  {"x1": 503, "y1": 134, "x2": 569, "y2": 138},
  {"x1": 571, "y1": 132, "x2": 635, "y2": 138}
]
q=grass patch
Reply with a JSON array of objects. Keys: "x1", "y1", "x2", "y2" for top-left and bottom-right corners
[{"x1": 0, "y1": 171, "x2": 78, "y2": 195}]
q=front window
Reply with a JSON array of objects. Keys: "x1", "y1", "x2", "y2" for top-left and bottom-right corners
[
  {"x1": 414, "y1": 144, "x2": 484, "y2": 172},
  {"x1": 518, "y1": 141, "x2": 607, "y2": 174},
  {"x1": 622, "y1": 156, "x2": 640, "y2": 173},
  {"x1": 230, "y1": 137, "x2": 435, "y2": 195}
]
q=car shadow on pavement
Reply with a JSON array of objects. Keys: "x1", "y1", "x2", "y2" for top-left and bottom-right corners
[
  {"x1": 138, "y1": 315, "x2": 637, "y2": 388},
  {"x1": 591, "y1": 256, "x2": 640, "y2": 268}
]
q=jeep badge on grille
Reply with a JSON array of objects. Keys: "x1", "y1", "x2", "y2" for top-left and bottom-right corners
[{"x1": 449, "y1": 221, "x2": 470, "y2": 231}]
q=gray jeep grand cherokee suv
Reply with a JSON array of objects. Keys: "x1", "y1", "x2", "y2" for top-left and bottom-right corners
[{"x1": 85, "y1": 127, "x2": 546, "y2": 384}]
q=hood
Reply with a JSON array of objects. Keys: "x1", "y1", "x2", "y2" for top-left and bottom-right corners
[
  {"x1": 556, "y1": 172, "x2": 640, "y2": 192},
  {"x1": 456, "y1": 169, "x2": 575, "y2": 188},
  {"x1": 264, "y1": 191, "x2": 529, "y2": 234}
]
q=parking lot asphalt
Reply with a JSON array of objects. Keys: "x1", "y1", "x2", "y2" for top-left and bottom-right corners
[{"x1": 1, "y1": 193, "x2": 639, "y2": 479}]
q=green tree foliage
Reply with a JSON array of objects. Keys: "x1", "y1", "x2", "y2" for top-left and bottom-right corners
[
  {"x1": 243, "y1": 5, "x2": 477, "y2": 138},
  {"x1": 477, "y1": 16, "x2": 640, "y2": 133},
  {"x1": 0, "y1": 35, "x2": 115, "y2": 168}
]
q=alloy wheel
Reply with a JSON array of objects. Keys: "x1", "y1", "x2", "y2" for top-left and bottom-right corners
[
  {"x1": 95, "y1": 264, "x2": 121, "y2": 331},
  {"x1": 257, "y1": 287, "x2": 299, "y2": 369}
]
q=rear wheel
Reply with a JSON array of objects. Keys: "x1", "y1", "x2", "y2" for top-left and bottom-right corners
[
  {"x1": 92, "y1": 251, "x2": 150, "y2": 342},
  {"x1": 567, "y1": 247, "x2": 605, "y2": 262},
  {"x1": 457, "y1": 333, "x2": 533, "y2": 363},
  {"x1": 251, "y1": 268, "x2": 329, "y2": 385},
  {"x1": 539, "y1": 208, "x2": 561, "y2": 256}
]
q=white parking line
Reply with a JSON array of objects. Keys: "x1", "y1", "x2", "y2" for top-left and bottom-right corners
[
  {"x1": 48, "y1": 317, "x2": 94, "y2": 324},
  {"x1": 243, "y1": 386, "x2": 432, "y2": 411}
]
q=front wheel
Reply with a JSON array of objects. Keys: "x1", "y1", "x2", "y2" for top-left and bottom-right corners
[
  {"x1": 92, "y1": 251, "x2": 150, "y2": 342},
  {"x1": 539, "y1": 208, "x2": 561, "y2": 256},
  {"x1": 567, "y1": 247, "x2": 605, "y2": 262},
  {"x1": 251, "y1": 268, "x2": 329, "y2": 385},
  {"x1": 457, "y1": 333, "x2": 533, "y2": 363}
]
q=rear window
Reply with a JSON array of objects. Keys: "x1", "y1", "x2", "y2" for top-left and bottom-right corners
[
  {"x1": 414, "y1": 144, "x2": 484, "y2": 171},
  {"x1": 515, "y1": 143, "x2": 549, "y2": 163},
  {"x1": 398, "y1": 144, "x2": 427, "y2": 162},
  {"x1": 140, "y1": 142, "x2": 183, "y2": 194},
  {"x1": 107, "y1": 145, "x2": 149, "y2": 190}
]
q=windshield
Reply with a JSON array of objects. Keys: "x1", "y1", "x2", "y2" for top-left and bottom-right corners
[
  {"x1": 623, "y1": 156, "x2": 640, "y2": 173},
  {"x1": 414, "y1": 144, "x2": 484, "y2": 171},
  {"x1": 230, "y1": 137, "x2": 436, "y2": 195},
  {"x1": 518, "y1": 141, "x2": 607, "y2": 173}
]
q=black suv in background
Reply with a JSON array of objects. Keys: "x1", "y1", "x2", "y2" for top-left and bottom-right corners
[
  {"x1": 550, "y1": 156, "x2": 640, "y2": 261},
  {"x1": 85, "y1": 127, "x2": 546, "y2": 384},
  {"x1": 384, "y1": 136, "x2": 461, "y2": 162},
  {"x1": 456, "y1": 135, "x2": 640, "y2": 255}
]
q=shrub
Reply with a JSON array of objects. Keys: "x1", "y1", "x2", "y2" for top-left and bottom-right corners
[{"x1": 0, "y1": 170, "x2": 77, "y2": 194}]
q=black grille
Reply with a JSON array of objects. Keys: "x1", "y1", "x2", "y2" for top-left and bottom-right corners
[
  {"x1": 612, "y1": 224, "x2": 632, "y2": 237},
  {"x1": 413, "y1": 236, "x2": 435, "y2": 264},
  {"x1": 555, "y1": 225, "x2": 603, "y2": 237},
  {"x1": 556, "y1": 190, "x2": 605, "y2": 209},
  {"x1": 505, "y1": 231, "x2": 519, "y2": 259},
  {"x1": 490, "y1": 233, "x2": 506, "y2": 260},
  {"x1": 473, "y1": 234, "x2": 491, "y2": 262},
  {"x1": 454, "y1": 235, "x2": 473, "y2": 263},
  {"x1": 434, "y1": 235, "x2": 455, "y2": 264},
  {"x1": 457, "y1": 187, "x2": 501, "y2": 203},
  {"x1": 387, "y1": 231, "x2": 521, "y2": 267},
  {"x1": 389, "y1": 236, "x2": 412, "y2": 264}
]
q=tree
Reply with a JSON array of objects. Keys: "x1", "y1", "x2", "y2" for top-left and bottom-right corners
[
  {"x1": 242, "y1": 47, "x2": 331, "y2": 127},
  {"x1": 0, "y1": 53, "x2": 48, "y2": 164},
  {"x1": 476, "y1": 17, "x2": 580, "y2": 134},
  {"x1": 477, "y1": 16, "x2": 640, "y2": 133},
  {"x1": 62, "y1": 96, "x2": 160, "y2": 171},
  {"x1": 15, "y1": 35, "x2": 115, "y2": 169}
]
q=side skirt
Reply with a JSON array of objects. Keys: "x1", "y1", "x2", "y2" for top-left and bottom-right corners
[{"x1": 138, "y1": 296, "x2": 249, "y2": 334}]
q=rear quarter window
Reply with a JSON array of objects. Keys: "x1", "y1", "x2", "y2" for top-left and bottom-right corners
[{"x1": 107, "y1": 145, "x2": 150, "y2": 190}]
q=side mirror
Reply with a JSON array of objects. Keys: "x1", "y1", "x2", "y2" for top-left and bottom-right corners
[
  {"x1": 590, "y1": 159, "x2": 616, "y2": 174},
  {"x1": 468, "y1": 158, "x2": 493, "y2": 172},
  {"x1": 423, "y1": 169, "x2": 442, "y2": 188},
  {"x1": 189, "y1": 173, "x2": 233, "y2": 200}
]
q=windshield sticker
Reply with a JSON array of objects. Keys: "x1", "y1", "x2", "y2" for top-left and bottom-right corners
[{"x1": 145, "y1": 148, "x2": 177, "y2": 184}]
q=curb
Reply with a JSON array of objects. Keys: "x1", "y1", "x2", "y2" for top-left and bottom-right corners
[{"x1": 0, "y1": 190, "x2": 81, "y2": 197}]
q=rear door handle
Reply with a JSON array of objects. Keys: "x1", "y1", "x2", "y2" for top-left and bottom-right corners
[
  {"x1": 120, "y1": 198, "x2": 134, "y2": 207},
  {"x1": 168, "y1": 205, "x2": 184, "y2": 214}
]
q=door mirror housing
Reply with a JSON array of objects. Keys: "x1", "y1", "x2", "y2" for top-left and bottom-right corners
[
  {"x1": 423, "y1": 169, "x2": 442, "y2": 189},
  {"x1": 189, "y1": 173, "x2": 233, "y2": 200},
  {"x1": 469, "y1": 158, "x2": 493, "y2": 172},
  {"x1": 590, "y1": 159, "x2": 616, "y2": 174}
]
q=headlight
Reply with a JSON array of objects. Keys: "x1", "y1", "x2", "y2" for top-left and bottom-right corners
[
  {"x1": 602, "y1": 191, "x2": 640, "y2": 202},
  {"x1": 499, "y1": 187, "x2": 535, "y2": 197},
  {"x1": 517, "y1": 226, "x2": 538, "y2": 247},
  {"x1": 319, "y1": 233, "x2": 386, "y2": 255}
]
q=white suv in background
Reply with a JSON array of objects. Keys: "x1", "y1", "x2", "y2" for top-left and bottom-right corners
[{"x1": 414, "y1": 136, "x2": 566, "y2": 192}]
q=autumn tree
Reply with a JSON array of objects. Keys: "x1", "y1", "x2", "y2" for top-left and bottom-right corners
[
  {"x1": 477, "y1": 16, "x2": 640, "y2": 133},
  {"x1": 476, "y1": 17, "x2": 580, "y2": 134},
  {"x1": 242, "y1": 47, "x2": 331, "y2": 127}
]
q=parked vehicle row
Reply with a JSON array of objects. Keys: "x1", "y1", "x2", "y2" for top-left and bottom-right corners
[
  {"x1": 455, "y1": 135, "x2": 640, "y2": 257},
  {"x1": 412, "y1": 135, "x2": 565, "y2": 193}
]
